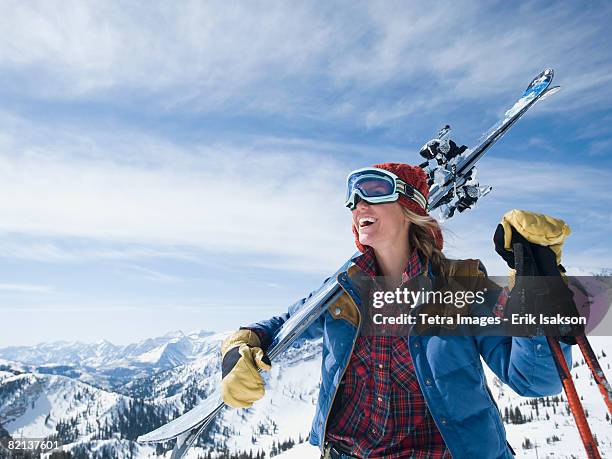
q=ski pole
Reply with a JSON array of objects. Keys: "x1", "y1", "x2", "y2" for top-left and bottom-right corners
[
  {"x1": 546, "y1": 336, "x2": 602, "y2": 459},
  {"x1": 575, "y1": 335, "x2": 612, "y2": 415}
]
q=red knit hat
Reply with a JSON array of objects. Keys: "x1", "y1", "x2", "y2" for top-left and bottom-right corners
[{"x1": 351, "y1": 162, "x2": 444, "y2": 252}]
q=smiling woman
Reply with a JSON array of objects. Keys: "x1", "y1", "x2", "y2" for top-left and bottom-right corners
[
  {"x1": 346, "y1": 163, "x2": 446, "y2": 292},
  {"x1": 219, "y1": 161, "x2": 580, "y2": 459},
  {"x1": 348, "y1": 164, "x2": 446, "y2": 288}
]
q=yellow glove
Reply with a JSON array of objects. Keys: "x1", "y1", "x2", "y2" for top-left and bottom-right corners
[
  {"x1": 496, "y1": 209, "x2": 571, "y2": 289},
  {"x1": 221, "y1": 329, "x2": 271, "y2": 408},
  {"x1": 500, "y1": 209, "x2": 571, "y2": 265}
]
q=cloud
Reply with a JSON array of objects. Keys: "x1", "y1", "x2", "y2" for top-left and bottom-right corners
[
  {"x1": 2, "y1": 1, "x2": 611, "y2": 346},
  {"x1": 0, "y1": 283, "x2": 52, "y2": 293},
  {"x1": 587, "y1": 138, "x2": 612, "y2": 157},
  {"x1": 0, "y1": 118, "x2": 359, "y2": 272},
  {"x1": 0, "y1": 1, "x2": 610, "y2": 126},
  {"x1": 1, "y1": 112, "x2": 610, "y2": 275},
  {"x1": 0, "y1": 1, "x2": 338, "y2": 105},
  {"x1": 0, "y1": 238, "x2": 204, "y2": 264},
  {"x1": 122, "y1": 265, "x2": 186, "y2": 283},
  {"x1": 0, "y1": 2, "x2": 609, "y2": 275}
]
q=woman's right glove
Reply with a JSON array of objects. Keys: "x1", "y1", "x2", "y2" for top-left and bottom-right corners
[{"x1": 221, "y1": 329, "x2": 271, "y2": 408}]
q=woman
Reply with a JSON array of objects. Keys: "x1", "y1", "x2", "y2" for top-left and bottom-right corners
[{"x1": 220, "y1": 163, "x2": 574, "y2": 459}]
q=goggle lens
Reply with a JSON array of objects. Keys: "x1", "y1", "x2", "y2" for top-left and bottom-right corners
[{"x1": 347, "y1": 173, "x2": 395, "y2": 199}]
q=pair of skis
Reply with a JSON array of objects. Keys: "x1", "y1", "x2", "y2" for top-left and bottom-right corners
[{"x1": 137, "y1": 69, "x2": 610, "y2": 459}]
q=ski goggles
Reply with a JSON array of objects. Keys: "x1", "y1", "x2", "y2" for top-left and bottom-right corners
[{"x1": 344, "y1": 167, "x2": 428, "y2": 211}]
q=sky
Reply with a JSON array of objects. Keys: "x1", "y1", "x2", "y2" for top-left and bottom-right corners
[{"x1": 0, "y1": 1, "x2": 611, "y2": 346}]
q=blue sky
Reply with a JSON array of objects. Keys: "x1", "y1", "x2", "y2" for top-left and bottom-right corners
[{"x1": 0, "y1": 1, "x2": 611, "y2": 346}]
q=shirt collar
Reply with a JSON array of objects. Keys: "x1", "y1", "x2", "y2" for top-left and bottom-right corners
[{"x1": 352, "y1": 246, "x2": 425, "y2": 282}]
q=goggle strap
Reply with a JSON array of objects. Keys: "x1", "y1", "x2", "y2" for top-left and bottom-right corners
[{"x1": 396, "y1": 180, "x2": 428, "y2": 210}]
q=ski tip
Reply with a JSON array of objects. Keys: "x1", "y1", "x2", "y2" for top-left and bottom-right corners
[
  {"x1": 533, "y1": 68, "x2": 554, "y2": 83},
  {"x1": 540, "y1": 85, "x2": 561, "y2": 101},
  {"x1": 536, "y1": 68, "x2": 554, "y2": 82},
  {"x1": 137, "y1": 433, "x2": 158, "y2": 444},
  {"x1": 137, "y1": 430, "x2": 176, "y2": 444},
  {"x1": 523, "y1": 68, "x2": 555, "y2": 97},
  {"x1": 548, "y1": 85, "x2": 561, "y2": 93}
]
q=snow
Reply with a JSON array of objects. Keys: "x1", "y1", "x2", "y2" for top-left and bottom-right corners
[
  {"x1": 0, "y1": 330, "x2": 218, "y2": 373},
  {"x1": 138, "y1": 389, "x2": 223, "y2": 442},
  {"x1": 3, "y1": 377, "x2": 54, "y2": 437},
  {"x1": 1, "y1": 328, "x2": 611, "y2": 458},
  {"x1": 1, "y1": 373, "x2": 125, "y2": 442},
  {"x1": 275, "y1": 442, "x2": 320, "y2": 458},
  {"x1": 136, "y1": 344, "x2": 168, "y2": 364}
]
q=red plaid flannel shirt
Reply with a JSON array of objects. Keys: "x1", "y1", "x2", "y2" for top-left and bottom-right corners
[{"x1": 326, "y1": 248, "x2": 451, "y2": 459}]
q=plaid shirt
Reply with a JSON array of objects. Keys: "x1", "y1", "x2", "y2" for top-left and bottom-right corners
[{"x1": 326, "y1": 248, "x2": 451, "y2": 459}]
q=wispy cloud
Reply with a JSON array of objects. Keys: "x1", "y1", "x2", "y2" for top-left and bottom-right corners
[
  {"x1": 0, "y1": 119, "x2": 357, "y2": 271},
  {"x1": 1, "y1": 117, "x2": 610, "y2": 273},
  {"x1": 587, "y1": 138, "x2": 612, "y2": 157},
  {"x1": 0, "y1": 1, "x2": 610, "y2": 125},
  {"x1": 0, "y1": 283, "x2": 52, "y2": 293},
  {"x1": 123, "y1": 265, "x2": 186, "y2": 283}
]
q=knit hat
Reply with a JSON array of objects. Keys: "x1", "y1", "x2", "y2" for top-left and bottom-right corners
[{"x1": 351, "y1": 162, "x2": 443, "y2": 252}]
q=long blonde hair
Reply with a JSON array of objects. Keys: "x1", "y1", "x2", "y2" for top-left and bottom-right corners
[{"x1": 402, "y1": 207, "x2": 449, "y2": 279}]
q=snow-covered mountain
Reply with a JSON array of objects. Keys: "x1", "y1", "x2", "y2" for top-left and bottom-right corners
[
  {"x1": 0, "y1": 330, "x2": 217, "y2": 391},
  {"x1": 0, "y1": 330, "x2": 323, "y2": 458},
  {"x1": 0, "y1": 332, "x2": 611, "y2": 458},
  {"x1": 0, "y1": 330, "x2": 215, "y2": 369}
]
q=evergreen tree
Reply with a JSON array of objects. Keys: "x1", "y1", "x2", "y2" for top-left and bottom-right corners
[{"x1": 522, "y1": 438, "x2": 532, "y2": 449}]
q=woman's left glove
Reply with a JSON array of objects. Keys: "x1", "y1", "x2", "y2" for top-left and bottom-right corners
[{"x1": 492, "y1": 209, "x2": 582, "y2": 344}]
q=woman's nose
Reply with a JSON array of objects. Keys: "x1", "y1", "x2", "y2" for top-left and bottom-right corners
[{"x1": 355, "y1": 198, "x2": 370, "y2": 210}]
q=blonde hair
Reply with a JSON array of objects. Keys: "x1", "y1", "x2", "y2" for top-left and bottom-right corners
[{"x1": 402, "y1": 207, "x2": 449, "y2": 279}]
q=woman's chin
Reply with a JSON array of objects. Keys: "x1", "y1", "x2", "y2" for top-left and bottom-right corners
[{"x1": 358, "y1": 234, "x2": 377, "y2": 248}]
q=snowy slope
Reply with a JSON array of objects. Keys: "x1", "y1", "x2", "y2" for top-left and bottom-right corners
[
  {"x1": 0, "y1": 372, "x2": 122, "y2": 438},
  {"x1": 211, "y1": 339, "x2": 321, "y2": 456},
  {"x1": 0, "y1": 332, "x2": 610, "y2": 458}
]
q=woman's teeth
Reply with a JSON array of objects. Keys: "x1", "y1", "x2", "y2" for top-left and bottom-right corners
[{"x1": 359, "y1": 217, "x2": 377, "y2": 228}]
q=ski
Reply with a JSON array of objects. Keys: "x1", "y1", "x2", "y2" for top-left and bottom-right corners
[
  {"x1": 423, "y1": 68, "x2": 558, "y2": 220},
  {"x1": 137, "y1": 68, "x2": 561, "y2": 458}
]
